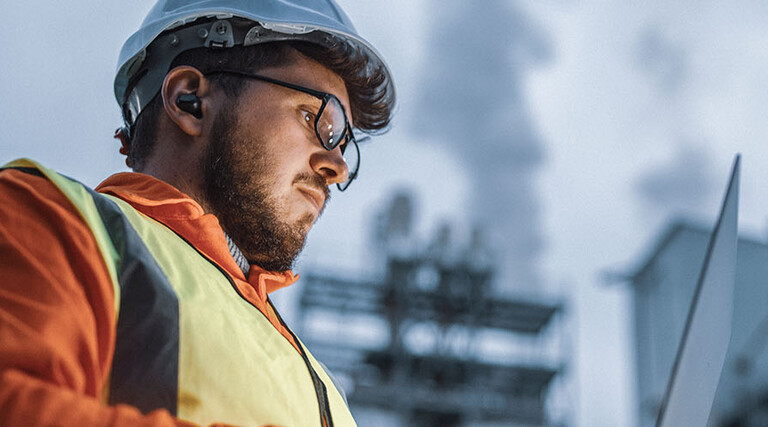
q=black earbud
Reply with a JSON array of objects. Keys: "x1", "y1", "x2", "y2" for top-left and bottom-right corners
[{"x1": 175, "y1": 93, "x2": 203, "y2": 119}]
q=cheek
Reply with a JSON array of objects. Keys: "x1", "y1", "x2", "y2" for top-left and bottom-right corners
[{"x1": 229, "y1": 113, "x2": 315, "y2": 194}]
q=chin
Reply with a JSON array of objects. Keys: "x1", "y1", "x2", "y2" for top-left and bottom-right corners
[{"x1": 296, "y1": 213, "x2": 316, "y2": 232}]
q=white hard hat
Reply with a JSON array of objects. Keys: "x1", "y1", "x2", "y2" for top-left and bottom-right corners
[{"x1": 115, "y1": 0, "x2": 392, "y2": 125}]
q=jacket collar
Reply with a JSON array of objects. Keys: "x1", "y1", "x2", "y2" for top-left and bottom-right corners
[{"x1": 95, "y1": 172, "x2": 297, "y2": 296}]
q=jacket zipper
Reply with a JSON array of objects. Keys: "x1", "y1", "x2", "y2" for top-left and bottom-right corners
[{"x1": 270, "y1": 298, "x2": 334, "y2": 427}]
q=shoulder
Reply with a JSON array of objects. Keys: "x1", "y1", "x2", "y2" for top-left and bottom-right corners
[
  {"x1": 0, "y1": 166, "x2": 93, "y2": 243},
  {"x1": 0, "y1": 164, "x2": 115, "y2": 305},
  {"x1": 0, "y1": 165, "x2": 119, "y2": 396},
  {"x1": 1, "y1": 166, "x2": 68, "y2": 205}
]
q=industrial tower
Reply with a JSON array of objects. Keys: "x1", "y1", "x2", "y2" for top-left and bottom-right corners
[{"x1": 298, "y1": 192, "x2": 568, "y2": 426}]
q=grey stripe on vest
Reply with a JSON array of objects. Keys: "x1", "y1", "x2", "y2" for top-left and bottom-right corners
[{"x1": 85, "y1": 187, "x2": 181, "y2": 415}]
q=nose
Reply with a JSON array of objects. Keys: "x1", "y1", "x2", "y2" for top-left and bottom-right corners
[{"x1": 310, "y1": 146, "x2": 349, "y2": 186}]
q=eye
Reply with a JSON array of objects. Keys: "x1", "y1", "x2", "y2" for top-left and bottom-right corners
[{"x1": 301, "y1": 110, "x2": 316, "y2": 126}]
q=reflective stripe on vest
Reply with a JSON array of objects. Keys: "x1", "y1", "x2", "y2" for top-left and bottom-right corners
[{"x1": 3, "y1": 159, "x2": 356, "y2": 427}]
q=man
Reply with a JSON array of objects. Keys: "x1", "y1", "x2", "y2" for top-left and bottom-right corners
[{"x1": 0, "y1": 0, "x2": 395, "y2": 426}]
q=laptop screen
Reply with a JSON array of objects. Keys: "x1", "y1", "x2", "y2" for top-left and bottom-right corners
[{"x1": 655, "y1": 155, "x2": 740, "y2": 427}]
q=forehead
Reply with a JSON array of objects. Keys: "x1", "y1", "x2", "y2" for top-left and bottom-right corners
[{"x1": 251, "y1": 51, "x2": 352, "y2": 120}]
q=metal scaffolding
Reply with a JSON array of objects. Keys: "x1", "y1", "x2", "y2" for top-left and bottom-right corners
[{"x1": 298, "y1": 192, "x2": 567, "y2": 426}]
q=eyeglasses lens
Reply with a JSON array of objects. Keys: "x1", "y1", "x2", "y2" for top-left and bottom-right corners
[
  {"x1": 339, "y1": 137, "x2": 359, "y2": 191},
  {"x1": 316, "y1": 97, "x2": 347, "y2": 150},
  {"x1": 315, "y1": 96, "x2": 360, "y2": 191}
]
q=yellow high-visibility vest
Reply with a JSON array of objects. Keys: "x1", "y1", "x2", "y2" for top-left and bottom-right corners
[{"x1": 5, "y1": 159, "x2": 355, "y2": 427}]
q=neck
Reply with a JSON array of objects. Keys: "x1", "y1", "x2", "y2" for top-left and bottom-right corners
[{"x1": 140, "y1": 136, "x2": 211, "y2": 213}]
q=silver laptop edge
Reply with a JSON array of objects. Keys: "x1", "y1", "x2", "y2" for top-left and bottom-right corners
[{"x1": 655, "y1": 155, "x2": 740, "y2": 427}]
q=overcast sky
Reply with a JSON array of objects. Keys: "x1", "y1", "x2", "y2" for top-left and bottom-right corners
[{"x1": 3, "y1": 1, "x2": 768, "y2": 426}]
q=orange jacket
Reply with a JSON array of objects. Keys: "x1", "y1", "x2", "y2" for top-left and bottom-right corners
[{"x1": 0, "y1": 168, "x2": 298, "y2": 426}]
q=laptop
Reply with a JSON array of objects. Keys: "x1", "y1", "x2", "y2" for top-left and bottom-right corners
[{"x1": 655, "y1": 155, "x2": 741, "y2": 427}]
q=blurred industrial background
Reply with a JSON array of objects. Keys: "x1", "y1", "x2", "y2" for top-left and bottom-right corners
[
  {"x1": 299, "y1": 191, "x2": 568, "y2": 426},
  {"x1": 4, "y1": 0, "x2": 768, "y2": 425}
]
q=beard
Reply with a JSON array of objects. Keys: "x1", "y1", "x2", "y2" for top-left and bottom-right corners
[{"x1": 203, "y1": 103, "x2": 329, "y2": 272}]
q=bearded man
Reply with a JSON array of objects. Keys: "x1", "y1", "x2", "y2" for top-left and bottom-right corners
[{"x1": 0, "y1": 1, "x2": 395, "y2": 426}]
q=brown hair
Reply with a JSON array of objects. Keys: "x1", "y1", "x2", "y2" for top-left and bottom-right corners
[{"x1": 126, "y1": 40, "x2": 395, "y2": 170}]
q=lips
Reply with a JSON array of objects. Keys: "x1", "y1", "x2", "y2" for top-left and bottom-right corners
[{"x1": 297, "y1": 185, "x2": 325, "y2": 213}]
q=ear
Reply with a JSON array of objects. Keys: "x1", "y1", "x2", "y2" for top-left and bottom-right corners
[{"x1": 161, "y1": 66, "x2": 213, "y2": 137}]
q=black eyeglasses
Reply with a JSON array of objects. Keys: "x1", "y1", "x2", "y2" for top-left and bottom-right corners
[{"x1": 205, "y1": 69, "x2": 362, "y2": 191}]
